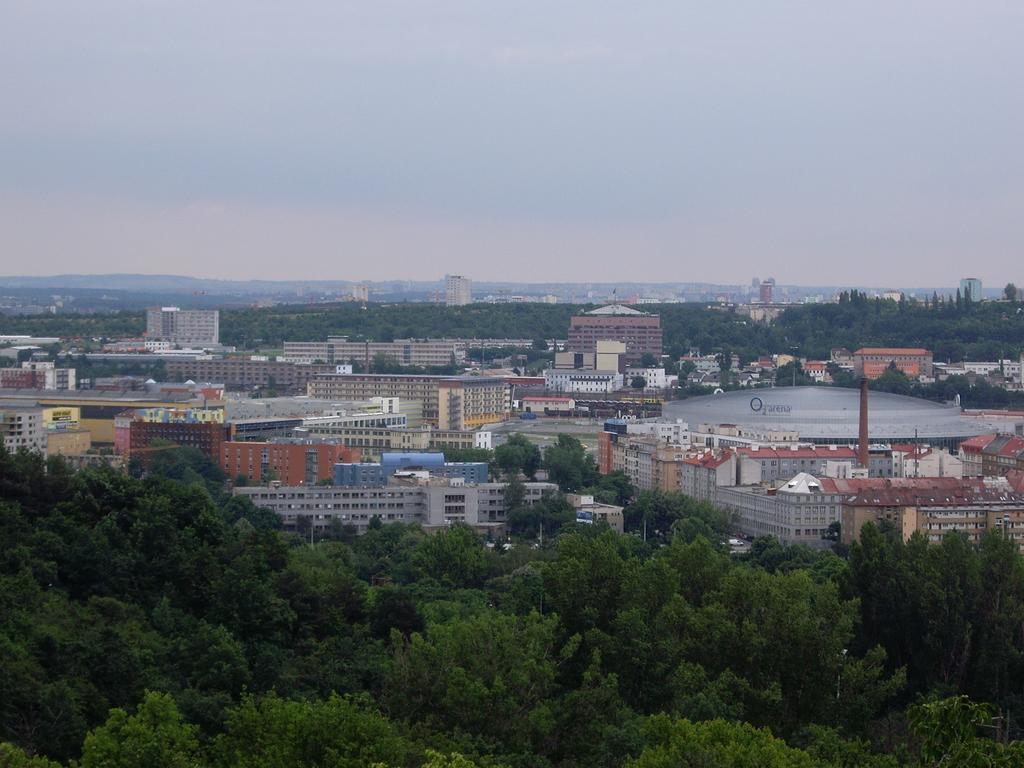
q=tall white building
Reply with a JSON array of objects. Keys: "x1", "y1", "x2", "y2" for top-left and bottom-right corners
[
  {"x1": 445, "y1": 275, "x2": 472, "y2": 306},
  {"x1": 960, "y1": 277, "x2": 983, "y2": 302},
  {"x1": 23, "y1": 361, "x2": 76, "y2": 390},
  {"x1": 145, "y1": 307, "x2": 220, "y2": 346},
  {"x1": 0, "y1": 403, "x2": 47, "y2": 455}
]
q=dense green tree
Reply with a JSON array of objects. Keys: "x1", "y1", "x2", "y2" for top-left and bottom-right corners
[
  {"x1": 369, "y1": 587, "x2": 426, "y2": 640},
  {"x1": 542, "y1": 435, "x2": 599, "y2": 493},
  {"x1": 624, "y1": 491, "x2": 728, "y2": 544},
  {"x1": 493, "y1": 434, "x2": 541, "y2": 480},
  {"x1": 627, "y1": 716, "x2": 819, "y2": 768},
  {"x1": 79, "y1": 692, "x2": 201, "y2": 768},
  {"x1": 582, "y1": 470, "x2": 634, "y2": 507},
  {"x1": 775, "y1": 361, "x2": 816, "y2": 387},
  {"x1": 411, "y1": 525, "x2": 491, "y2": 589},
  {"x1": 506, "y1": 492, "x2": 575, "y2": 540},
  {"x1": 213, "y1": 693, "x2": 414, "y2": 768},
  {"x1": 909, "y1": 696, "x2": 1024, "y2": 767},
  {"x1": 440, "y1": 447, "x2": 494, "y2": 465},
  {"x1": 384, "y1": 611, "x2": 562, "y2": 756},
  {"x1": 2, "y1": 445, "x2": 1024, "y2": 765},
  {"x1": 0, "y1": 743, "x2": 63, "y2": 767}
]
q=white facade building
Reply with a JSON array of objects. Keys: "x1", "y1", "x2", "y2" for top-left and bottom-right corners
[
  {"x1": 0, "y1": 404, "x2": 47, "y2": 455},
  {"x1": 716, "y1": 472, "x2": 842, "y2": 547},
  {"x1": 625, "y1": 367, "x2": 669, "y2": 390},
  {"x1": 960, "y1": 277, "x2": 983, "y2": 302},
  {"x1": 622, "y1": 419, "x2": 690, "y2": 445},
  {"x1": 544, "y1": 369, "x2": 624, "y2": 393},
  {"x1": 445, "y1": 275, "x2": 473, "y2": 306},
  {"x1": 281, "y1": 338, "x2": 467, "y2": 367},
  {"x1": 22, "y1": 361, "x2": 76, "y2": 390},
  {"x1": 146, "y1": 307, "x2": 220, "y2": 346},
  {"x1": 234, "y1": 478, "x2": 556, "y2": 535}
]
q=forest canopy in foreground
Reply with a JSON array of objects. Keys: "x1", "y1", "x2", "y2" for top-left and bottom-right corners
[{"x1": 1, "y1": 446, "x2": 1024, "y2": 766}]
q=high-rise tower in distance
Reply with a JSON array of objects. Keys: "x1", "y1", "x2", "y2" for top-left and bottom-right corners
[{"x1": 445, "y1": 275, "x2": 472, "y2": 306}]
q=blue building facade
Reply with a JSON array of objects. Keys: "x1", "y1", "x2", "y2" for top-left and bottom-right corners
[{"x1": 333, "y1": 452, "x2": 489, "y2": 487}]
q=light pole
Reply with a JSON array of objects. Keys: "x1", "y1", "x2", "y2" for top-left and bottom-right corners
[{"x1": 836, "y1": 648, "x2": 848, "y2": 700}]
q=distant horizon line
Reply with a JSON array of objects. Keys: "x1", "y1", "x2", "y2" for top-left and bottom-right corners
[{"x1": 0, "y1": 272, "x2": 1009, "y2": 295}]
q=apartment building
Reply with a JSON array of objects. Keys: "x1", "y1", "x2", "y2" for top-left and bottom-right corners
[
  {"x1": 544, "y1": 369, "x2": 624, "y2": 394},
  {"x1": 716, "y1": 473, "x2": 846, "y2": 547},
  {"x1": 308, "y1": 374, "x2": 510, "y2": 429},
  {"x1": 0, "y1": 402, "x2": 47, "y2": 455},
  {"x1": 736, "y1": 446, "x2": 874, "y2": 482},
  {"x1": 842, "y1": 486, "x2": 1024, "y2": 554},
  {"x1": 222, "y1": 439, "x2": 361, "y2": 485},
  {"x1": 981, "y1": 435, "x2": 1024, "y2": 477},
  {"x1": 680, "y1": 451, "x2": 736, "y2": 503},
  {"x1": 282, "y1": 338, "x2": 467, "y2": 368},
  {"x1": 294, "y1": 424, "x2": 487, "y2": 461},
  {"x1": 146, "y1": 307, "x2": 220, "y2": 346},
  {"x1": 960, "y1": 277, "x2": 983, "y2": 302},
  {"x1": 166, "y1": 359, "x2": 336, "y2": 393},
  {"x1": 234, "y1": 478, "x2": 556, "y2": 535},
  {"x1": 445, "y1": 275, "x2": 473, "y2": 306},
  {"x1": 334, "y1": 452, "x2": 489, "y2": 486},
  {"x1": 958, "y1": 434, "x2": 1024, "y2": 478},
  {"x1": 607, "y1": 433, "x2": 692, "y2": 492},
  {"x1": 0, "y1": 362, "x2": 76, "y2": 391},
  {"x1": 597, "y1": 419, "x2": 691, "y2": 475},
  {"x1": 891, "y1": 444, "x2": 964, "y2": 478},
  {"x1": 852, "y1": 347, "x2": 933, "y2": 380},
  {"x1": 124, "y1": 418, "x2": 227, "y2": 461}
]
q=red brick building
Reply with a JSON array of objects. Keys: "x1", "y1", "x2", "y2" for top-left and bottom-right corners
[
  {"x1": 0, "y1": 368, "x2": 46, "y2": 388},
  {"x1": 222, "y1": 440, "x2": 360, "y2": 485},
  {"x1": 568, "y1": 305, "x2": 662, "y2": 366},
  {"x1": 127, "y1": 420, "x2": 228, "y2": 462},
  {"x1": 853, "y1": 347, "x2": 933, "y2": 380}
]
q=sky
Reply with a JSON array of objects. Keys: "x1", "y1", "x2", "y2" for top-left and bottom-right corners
[{"x1": 1, "y1": 1, "x2": 1022, "y2": 287}]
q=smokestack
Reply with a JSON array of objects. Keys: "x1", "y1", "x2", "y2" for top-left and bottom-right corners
[{"x1": 858, "y1": 377, "x2": 869, "y2": 468}]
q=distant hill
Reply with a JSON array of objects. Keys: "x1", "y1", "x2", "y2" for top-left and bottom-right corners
[{"x1": 0, "y1": 273, "x2": 969, "y2": 298}]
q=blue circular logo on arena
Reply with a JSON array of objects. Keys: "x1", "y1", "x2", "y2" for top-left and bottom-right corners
[{"x1": 750, "y1": 396, "x2": 764, "y2": 412}]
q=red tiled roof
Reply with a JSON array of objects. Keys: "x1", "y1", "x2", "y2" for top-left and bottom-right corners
[
  {"x1": 847, "y1": 487, "x2": 1024, "y2": 507},
  {"x1": 737, "y1": 446, "x2": 857, "y2": 460},
  {"x1": 828, "y1": 477, "x2": 981, "y2": 495},
  {"x1": 683, "y1": 451, "x2": 733, "y2": 469},
  {"x1": 959, "y1": 434, "x2": 998, "y2": 453},
  {"x1": 995, "y1": 436, "x2": 1024, "y2": 457}
]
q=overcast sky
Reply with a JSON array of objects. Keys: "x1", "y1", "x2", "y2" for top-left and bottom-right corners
[{"x1": 2, "y1": 2, "x2": 1022, "y2": 287}]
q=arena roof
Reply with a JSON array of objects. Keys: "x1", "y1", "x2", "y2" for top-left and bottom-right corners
[{"x1": 664, "y1": 386, "x2": 1021, "y2": 445}]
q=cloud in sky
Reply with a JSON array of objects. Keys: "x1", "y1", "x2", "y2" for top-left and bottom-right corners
[{"x1": 1, "y1": 1, "x2": 1022, "y2": 286}]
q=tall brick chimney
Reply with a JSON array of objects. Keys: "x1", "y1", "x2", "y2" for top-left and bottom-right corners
[{"x1": 858, "y1": 377, "x2": 869, "y2": 468}]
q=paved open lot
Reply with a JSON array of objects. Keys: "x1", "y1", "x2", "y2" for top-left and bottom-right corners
[{"x1": 488, "y1": 417, "x2": 604, "y2": 452}]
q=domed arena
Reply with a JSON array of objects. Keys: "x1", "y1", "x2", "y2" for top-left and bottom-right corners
[{"x1": 663, "y1": 386, "x2": 1017, "y2": 448}]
